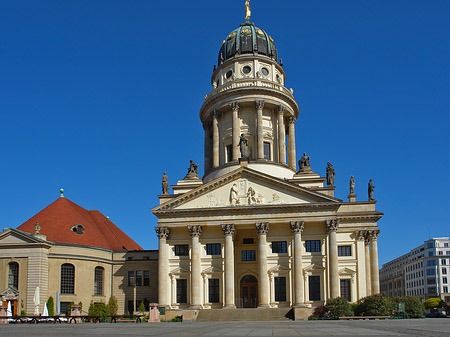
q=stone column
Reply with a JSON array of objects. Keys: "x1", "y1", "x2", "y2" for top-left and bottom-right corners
[
  {"x1": 290, "y1": 221, "x2": 305, "y2": 306},
  {"x1": 155, "y1": 226, "x2": 170, "y2": 307},
  {"x1": 369, "y1": 230, "x2": 381, "y2": 294},
  {"x1": 211, "y1": 110, "x2": 220, "y2": 168},
  {"x1": 188, "y1": 225, "x2": 202, "y2": 309},
  {"x1": 355, "y1": 231, "x2": 367, "y2": 297},
  {"x1": 277, "y1": 105, "x2": 286, "y2": 165},
  {"x1": 326, "y1": 219, "x2": 340, "y2": 299},
  {"x1": 221, "y1": 224, "x2": 236, "y2": 308},
  {"x1": 230, "y1": 102, "x2": 240, "y2": 161},
  {"x1": 364, "y1": 235, "x2": 372, "y2": 296},
  {"x1": 256, "y1": 222, "x2": 270, "y2": 307},
  {"x1": 203, "y1": 121, "x2": 211, "y2": 173},
  {"x1": 256, "y1": 100, "x2": 265, "y2": 159},
  {"x1": 287, "y1": 116, "x2": 297, "y2": 170}
]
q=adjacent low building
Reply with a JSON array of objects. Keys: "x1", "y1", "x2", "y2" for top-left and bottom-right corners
[
  {"x1": 380, "y1": 237, "x2": 450, "y2": 304},
  {"x1": 0, "y1": 191, "x2": 158, "y2": 315}
]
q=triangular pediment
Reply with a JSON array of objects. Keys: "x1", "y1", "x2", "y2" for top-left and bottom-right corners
[
  {"x1": 169, "y1": 267, "x2": 189, "y2": 275},
  {"x1": 0, "y1": 287, "x2": 19, "y2": 300},
  {"x1": 0, "y1": 228, "x2": 50, "y2": 245},
  {"x1": 153, "y1": 167, "x2": 340, "y2": 212},
  {"x1": 303, "y1": 263, "x2": 325, "y2": 274},
  {"x1": 268, "y1": 265, "x2": 290, "y2": 273},
  {"x1": 202, "y1": 266, "x2": 223, "y2": 275},
  {"x1": 339, "y1": 267, "x2": 356, "y2": 275}
]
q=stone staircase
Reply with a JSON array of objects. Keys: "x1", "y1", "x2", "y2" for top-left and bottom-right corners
[{"x1": 196, "y1": 307, "x2": 294, "y2": 322}]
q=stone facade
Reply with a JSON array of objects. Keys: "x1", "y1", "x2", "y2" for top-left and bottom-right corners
[{"x1": 152, "y1": 18, "x2": 383, "y2": 310}]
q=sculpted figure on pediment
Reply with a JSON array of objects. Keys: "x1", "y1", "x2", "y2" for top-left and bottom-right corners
[{"x1": 230, "y1": 183, "x2": 239, "y2": 205}]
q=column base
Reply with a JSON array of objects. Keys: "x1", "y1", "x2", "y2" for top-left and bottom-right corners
[
  {"x1": 257, "y1": 304, "x2": 270, "y2": 308},
  {"x1": 293, "y1": 303, "x2": 310, "y2": 308},
  {"x1": 223, "y1": 304, "x2": 236, "y2": 309},
  {"x1": 189, "y1": 305, "x2": 202, "y2": 310}
]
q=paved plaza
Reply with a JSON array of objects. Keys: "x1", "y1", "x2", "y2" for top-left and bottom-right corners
[{"x1": 1, "y1": 319, "x2": 450, "y2": 337}]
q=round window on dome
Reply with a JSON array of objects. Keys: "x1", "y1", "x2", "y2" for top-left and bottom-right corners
[
  {"x1": 261, "y1": 67, "x2": 269, "y2": 76},
  {"x1": 226, "y1": 70, "x2": 233, "y2": 79},
  {"x1": 242, "y1": 66, "x2": 252, "y2": 74}
]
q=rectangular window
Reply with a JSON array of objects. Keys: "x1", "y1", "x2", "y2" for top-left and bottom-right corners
[
  {"x1": 443, "y1": 259, "x2": 447, "y2": 265},
  {"x1": 61, "y1": 264, "x2": 75, "y2": 294},
  {"x1": 128, "y1": 271, "x2": 135, "y2": 286},
  {"x1": 443, "y1": 268, "x2": 447, "y2": 275},
  {"x1": 274, "y1": 277, "x2": 286, "y2": 301},
  {"x1": 176, "y1": 279, "x2": 187, "y2": 303},
  {"x1": 226, "y1": 145, "x2": 232, "y2": 163},
  {"x1": 175, "y1": 244, "x2": 189, "y2": 256},
  {"x1": 206, "y1": 243, "x2": 221, "y2": 256},
  {"x1": 306, "y1": 240, "x2": 321, "y2": 253},
  {"x1": 443, "y1": 277, "x2": 448, "y2": 284},
  {"x1": 242, "y1": 250, "x2": 256, "y2": 261},
  {"x1": 427, "y1": 278, "x2": 436, "y2": 284},
  {"x1": 208, "y1": 278, "x2": 220, "y2": 303},
  {"x1": 444, "y1": 286, "x2": 449, "y2": 293},
  {"x1": 309, "y1": 275, "x2": 321, "y2": 301},
  {"x1": 243, "y1": 238, "x2": 254, "y2": 244},
  {"x1": 439, "y1": 251, "x2": 444, "y2": 255},
  {"x1": 427, "y1": 260, "x2": 437, "y2": 266},
  {"x1": 427, "y1": 269, "x2": 435, "y2": 276},
  {"x1": 263, "y1": 142, "x2": 271, "y2": 160},
  {"x1": 427, "y1": 243, "x2": 434, "y2": 248},
  {"x1": 143, "y1": 271, "x2": 150, "y2": 286},
  {"x1": 60, "y1": 302, "x2": 71, "y2": 316},
  {"x1": 340, "y1": 279, "x2": 351, "y2": 302},
  {"x1": 445, "y1": 243, "x2": 449, "y2": 248},
  {"x1": 429, "y1": 252, "x2": 434, "y2": 257},
  {"x1": 338, "y1": 246, "x2": 351, "y2": 257},
  {"x1": 136, "y1": 271, "x2": 143, "y2": 286},
  {"x1": 428, "y1": 287, "x2": 437, "y2": 294},
  {"x1": 447, "y1": 251, "x2": 450, "y2": 255},
  {"x1": 127, "y1": 300, "x2": 134, "y2": 314},
  {"x1": 94, "y1": 267, "x2": 103, "y2": 296},
  {"x1": 272, "y1": 241, "x2": 287, "y2": 253}
]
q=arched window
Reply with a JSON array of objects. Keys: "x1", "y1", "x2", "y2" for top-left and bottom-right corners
[
  {"x1": 8, "y1": 262, "x2": 19, "y2": 289},
  {"x1": 94, "y1": 266, "x2": 104, "y2": 296},
  {"x1": 61, "y1": 264, "x2": 75, "y2": 294}
]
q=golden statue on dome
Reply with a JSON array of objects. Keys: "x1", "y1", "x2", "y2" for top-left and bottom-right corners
[{"x1": 245, "y1": 0, "x2": 251, "y2": 21}]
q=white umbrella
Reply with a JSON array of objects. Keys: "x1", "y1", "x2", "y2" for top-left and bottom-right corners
[
  {"x1": 33, "y1": 286, "x2": 40, "y2": 315},
  {"x1": 7, "y1": 301, "x2": 12, "y2": 317},
  {"x1": 42, "y1": 302, "x2": 49, "y2": 317}
]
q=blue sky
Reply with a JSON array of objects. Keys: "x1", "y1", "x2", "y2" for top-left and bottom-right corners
[{"x1": 1, "y1": 0, "x2": 449, "y2": 265}]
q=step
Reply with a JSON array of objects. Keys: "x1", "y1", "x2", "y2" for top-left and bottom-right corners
[{"x1": 196, "y1": 307, "x2": 294, "y2": 322}]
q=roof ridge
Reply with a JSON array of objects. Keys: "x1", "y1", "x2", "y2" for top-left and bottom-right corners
[{"x1": 88, "y1": 210, "x2": 126, "y2": 250}]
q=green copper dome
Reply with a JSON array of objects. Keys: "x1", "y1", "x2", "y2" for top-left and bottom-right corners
[{"x1": 218, "y1": 22, "x2": 278, "y2": 65}]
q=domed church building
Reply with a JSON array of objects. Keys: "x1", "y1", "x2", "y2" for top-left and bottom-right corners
[{"x1": 152, "y1": 5, "x2": 383, "y2": 317}]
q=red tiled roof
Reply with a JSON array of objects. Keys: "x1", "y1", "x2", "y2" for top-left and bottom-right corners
[{"x1": 17, "y1": 197, "x2": 142, "y2": 251}]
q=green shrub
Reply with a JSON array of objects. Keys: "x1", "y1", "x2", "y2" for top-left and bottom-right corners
[
  {"x1": 47, "y1": 297, "x2": 54, "y2": 316},
  {"x1": 353, "y1": 294, "x2": 395, "y2": 316},
  {"x1": 424, "y1": 297, "x2": 445, "y2": 310},
  {"x1": 138, "y1": 301, "x2": 145, "y2": 312},
  {"x1": 171, "y1": 316, "x2": 182, "y2": 322},
  {"x1": 325, "y1": 297, "x2": 353, "y2": 318},
  {"x1": 310, "y1": 304, "x2": 326, "y2": 318},
  {"x1": 88, "y1": 301, "x2": 109, "y2": 317},
  {"x1": 20, "y1": 310, "x2": 26, "y2": 316},
  {"x1": 108, "y1": 296, "x2": 118, "y2": 316},
  {"x1": 390, "y1": 296, "x2": 425, "y2": 318}
]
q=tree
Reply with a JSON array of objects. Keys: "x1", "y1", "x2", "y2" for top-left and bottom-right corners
[
  {"x1": 138, "y1": 301, "x2": 146, "y2": 312},
  {"x1": 108, "y1": 296, "x2": 118, "y2": 316},
  {"x1": 424, "y1": 297, "x2": 445, "y2": 310},
  {"x1": 353, "y1": 294, "x2": 395, "y2": 316},
  {"x1": 88, "y1": 301, "x2": 109, "y2": 318},
  {"x1": 47, "y1": 297, "x2": 54, "y2": 316},
  {"x1": 390, "y1": 296, "x2": 425, "y2": 318},
  {"x1": 325, "y1": 297, "x2": 353, "y2": 318}
]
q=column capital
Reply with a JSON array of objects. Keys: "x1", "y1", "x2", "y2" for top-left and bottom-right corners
[
  {"x1": 255, "y1": 100, "x2": 265, "y2": 110},
  {"x1": 210, "y1": 109, "x2": 220, "y2": 119},
  {"x1": 326, "y1": 219, "x2": 339, "y2": 233},
  {"x1": 277, "y1": 105, "x2": 286, "y2": 115},
  {"x1": 230, "y1": 101, "x2": 240, "y2": 112},
  {"x1": 290, "y1": 221, "x2": 304, "y2": 234},
  {"x1": 368, "y1": 230, "x2": 380, "y2": 241},
  {"x1": 188, "y1": 225, "x2": 202, "y2": 238},
  {"x1": 355, "y1": 230, "x2": 367, "y2": 241},
  {"x1": 155, "y1": 226, "x2": 170, "y2": 239},
  {"x1": 221, "y1": 224, "x2": 235, "y2": 236},
  {"x1": 288, "y1": 116, "x2": 296, "y2": 124},
  {"x1": 255, "y1": 222, "x2": 269, "y2": 235}
]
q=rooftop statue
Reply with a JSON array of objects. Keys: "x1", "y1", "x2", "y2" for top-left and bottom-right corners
[
  {"x1": 184, "y1": 160, "x2": 199, "y2": 179},
  {"x1": 368, "y1": 179, "x2": 375, "y2": 201},
  {"x1": 326, "y1": 162, "x2": 335, "y2": 186},
  {"x1": 245, "y1": 0, "x2": 251, "y2": 21},
  {"x1": 350, "y1": 176, "x2": 355, "y2": 195},
  {"x1": 298, "y1": 152, "x2": 312, "y2": 173},
  {"x1": 162, "y1": 172, "x2": 169, "y2": 195}
]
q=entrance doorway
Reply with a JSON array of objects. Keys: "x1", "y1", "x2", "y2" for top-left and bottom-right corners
[{"x1": 240, "y1": 275, "x2": 258, "y2": 308}]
